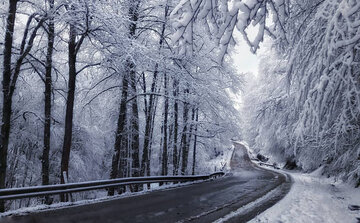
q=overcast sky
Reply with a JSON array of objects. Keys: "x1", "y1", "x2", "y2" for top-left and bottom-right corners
[{"x1": 230, "y1": 30, "x2": 260, "y2": 77}]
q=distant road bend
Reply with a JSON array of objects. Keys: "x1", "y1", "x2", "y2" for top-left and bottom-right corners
[{"x1": 2, "y1": 142, "x2": 292, "y2": 223}]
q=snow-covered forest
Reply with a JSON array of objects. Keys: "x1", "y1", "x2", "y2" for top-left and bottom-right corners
[
  {"x1": 240, "y1": 0, "x2": 360, "y2": 188},
  {"x1": 0, "y1": 0, "x2": 359, "y2": 213},
  {"x1": 0, "y1": 0, "x2": 242, "y2": 211}
]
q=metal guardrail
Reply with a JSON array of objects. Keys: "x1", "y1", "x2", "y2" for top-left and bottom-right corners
[
  {"x1": 258, "y1": 162, "x2": 280, "y2": 169},
  {"x1": 0, "y1": 172, "x2": 225, "y2": 201}
]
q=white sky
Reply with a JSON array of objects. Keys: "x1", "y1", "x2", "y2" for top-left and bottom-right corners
[
  {"x1": 228, "y1": 29, "x2": 263, "y2": 110},
  {"x1": 230, "y1": 30, "x2": 260, "y2": 77}
]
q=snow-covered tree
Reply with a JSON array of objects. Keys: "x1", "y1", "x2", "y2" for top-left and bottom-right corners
[
  {"x1": 0, "y1": 0, "x2": 242, "y2": 211},
  {"x1": 239, "y1": 0, "x2": 360, "y2": 186}
]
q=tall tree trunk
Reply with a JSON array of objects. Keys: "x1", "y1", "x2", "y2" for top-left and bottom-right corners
[
  {"x1": 125, "y1": 127, "x2": 131, "y2": 178},
  {"x1": 147, "y1": 100, "x2": 158, "y2": 177},
  {"x1": 172, "y1": 79, "x2": 179, "y2": 175},
  {"x1": 1, "y1": 1, "x2": 45, "y2": 210},
  {"x1": 180, "y1": 98, "x2": 190, "y2": 175},
  {"x1": 0, "y1": 0, "x2": 17, "y2": 212},
  {"x1": 141, "y1": 69, "x2": 158, "y2": 176},
  {"x1": 118, "y1": 126, "x2": 129, "y2": 194},
  {"x1": 130, "y1": 62, "x2": 140, "y2": 191},
  {"x1": 128, "y1": 0, "x2": 140, "y2": 180},
  {"x1": 142, "y1": 0, "x2": 170, "y2": 178},
  {"x1": 142, "y1": 72, "x2": 148, "y2": 117},
  {"x1": 192, "y1": 108, "x2": 198, "y2": 175},
  {"x1": 182, "y1": 106, "x2": 195, "y2": 175},
  {"x1": 158, "y1": 2, "x2": 171, "y2": 177},
  {"x1": 42, "y1": 0, "x2": 55, "y2": 205},
  {"x1": 110, "y1": 1, "x2": 141, "y2": 194},
  {"x1": 187, "y1": 107, "x2": 196, "y2": 146},
  {"x1": 147, "y1": 94, "x2": 159, "y2": 179},
  {"x1": 109, "y1": 72, "x2": 129, "y2": 196},
  {"x1": 60, "y1": 21, "x2": 77, "y2": 202},
  {"x1": 161, "y1": 72, "x2": 169, "y2": 176}
]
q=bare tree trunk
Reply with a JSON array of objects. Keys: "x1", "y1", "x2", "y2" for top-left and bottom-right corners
[
  {"x1": 148, "y1": 100, "x2": 158, "y2": 177},
  {"x1": 128, "y1": 2, "x2": 140, "y2": 180},
  {"x1": 188, "y1": 107, "x2": 196, "y2": 145},
  {"x1": 142, "y1": 1, "x2": 170, "y2": 179},
  {"x1": 1, "y1": 1, "x2": 45, "y2": 210},
  {"x1": 147, "y1": 93, "x2": 159, "y2": 180},
  {"x1": 142, "y1": 72, "x2": 148, "y2": 117},
  {"x1": 59, "y1": 3, "x2": 91, "y2": 200},
  {"x1": 8, "y1": 146, "x2": 19, "y2": 189},
  {"x1": 130, "y1": 62, "x2": 140, "y2": 191},
  {"x1": 109, "y1": 72, "x2": 129, "y2": 196},
  {"x1": 172, "y1": 79, "x2": 179, "y2": 175},
  {"x1": 180, "y1": 97, "x2": 190, "y2": 175},
  {"x1": 161, "y1": 72, "x2": 169, "y2": 176},
  {"x1": 124, "y1": 128, "x2": 130, "y2": 178},
  {"x1": 60, "y1": 21, "x2": 77, "y2": 202},
  {"x1": 141, "y1": 69, "x2": 158, "y2": 176},
  {"x1": 0, "y1": 0, "x2": 17, "y2": 212},
  {"x1": 117, "y1": 128, "x2": 129, "y2": 194},
  {"x1": 111, "y1": 1, "x2": 141, "y2": 182},
  {"x1": 192, "y1": 108, "x2": 198, "y2": 175},
  {"x1": 182, "y1": 106, "x2": 195, "y2": 175},
  {"x1": 42, "y1": 0, "x2": 55, "y2": 205},
  {"x1": 110, "y1": 1, "x2": 141, "y2": 194}
]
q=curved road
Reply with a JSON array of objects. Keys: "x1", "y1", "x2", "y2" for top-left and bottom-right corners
[{"x1": 2, "y1": 143, "x2": 291, "y2": 223}]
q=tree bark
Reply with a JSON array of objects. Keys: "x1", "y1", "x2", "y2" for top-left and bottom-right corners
[
  {"x1": 172, "y1": 79, "x2": 179, "y2": 175},
  {"x1": 42, "y1": 0, "x2": 55, "y2": 205},
  {"x1": 141, "y1": 68, "x2": 158, "y2": 176},
  {"x1": 0, "y1": 0, "x2": 17, "y2": 212},
  {"x1": 109, "y1": 72, "x2": 129, "y2": 196},
  {"x1": 182, "y1": 106, "x2": 195, "y2": 175},
  {"x1": 161, "y1": 72, "x2": 169, "y2": 176},
  {"x1": 128, "y1": 0, "x2": 141, "y2": 181},
  {"x1": 110, "y1": 0, "x2": 141, "y2": 195},
  {"x1": 130, "y1": 62, "x2": 140, "y2": 188},
  {"x1": 180, "y1": 97, "x2": 190, "y2": 175},
  {"x1": 192, "y1": 108, "x2": 198, "y2": 175},
  {"x1": 60, "y1": 21, "x2": 77, "y2": 202},
  {"x1": 1, "y1": 0, "x2": 44, "y2": 211}
]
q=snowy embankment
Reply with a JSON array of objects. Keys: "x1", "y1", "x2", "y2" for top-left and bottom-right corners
[{"x1": 250, "y1": 167, "x2": 360, "y2": 223}]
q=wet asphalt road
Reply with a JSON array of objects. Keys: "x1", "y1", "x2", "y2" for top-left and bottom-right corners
[{"x1": 1, "y1": 143, "x2": 291, "y2": 223}]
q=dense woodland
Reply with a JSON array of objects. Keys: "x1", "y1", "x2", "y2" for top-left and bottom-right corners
[
  {"x1": 0, "y1": 0, "x2": 359, "y2": 213},
  {"x1": 240, "y1": 0, "x2": 360, "y2": 187},
  {"x1": 0, "y1": 0, "x2": 241, "y2": 211}
]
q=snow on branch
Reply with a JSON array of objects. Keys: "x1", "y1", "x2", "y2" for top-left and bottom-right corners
[{"x1": 170, "y1": 0, "x2": 289, "y2": 61}]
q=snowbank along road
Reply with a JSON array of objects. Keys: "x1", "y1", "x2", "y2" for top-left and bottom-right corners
[{"x1": 0, "y1": 142, "x2": 291, "y2": 223}]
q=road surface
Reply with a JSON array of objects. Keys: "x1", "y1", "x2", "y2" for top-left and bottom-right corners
[{"x1": 1, "y1": 142, "x2": 291, "y2": 223}]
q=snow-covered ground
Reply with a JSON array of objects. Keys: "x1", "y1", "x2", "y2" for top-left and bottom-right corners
[{"x1": 250, "y1": 167, "x2": 360, "y2": 223}]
